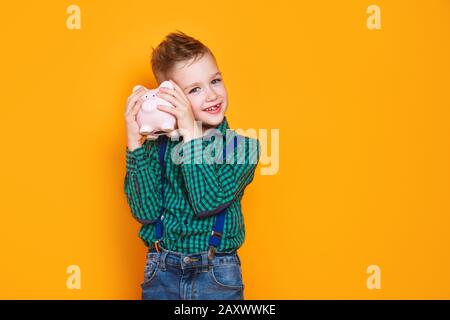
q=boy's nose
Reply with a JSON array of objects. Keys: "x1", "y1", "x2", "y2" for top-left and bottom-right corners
[{"x1": 206, "y1": 89, "x2": 218, "y2": 100}]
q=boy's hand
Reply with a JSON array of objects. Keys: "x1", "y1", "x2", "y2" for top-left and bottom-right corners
[
  {"x1": 156, "y1": 80, "x2": 202, "y2": 143},
  {"x1": 124, "y1": 86, "x2": 148, "y2": 151}
]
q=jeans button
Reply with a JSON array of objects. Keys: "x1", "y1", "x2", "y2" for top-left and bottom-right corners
[{"x1": 183, "y1": 256, "x2": 191, "y2": 264}]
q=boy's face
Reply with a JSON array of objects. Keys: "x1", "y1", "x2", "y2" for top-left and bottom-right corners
[{"x1": 167, "y1": 52, "x2": 228, "y2": 131}]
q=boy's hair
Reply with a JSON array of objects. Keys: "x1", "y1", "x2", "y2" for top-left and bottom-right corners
[{"x1": 151, "y1": 30, "x2": 216, "y2": 84}]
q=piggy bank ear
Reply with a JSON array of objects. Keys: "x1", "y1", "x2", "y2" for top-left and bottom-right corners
[
  {"x1": 159, "y1": 80, "x2": 174, "y2": 90},
  {"x1": 132, "y1": 85, "x2": 146, "y2": 93}
]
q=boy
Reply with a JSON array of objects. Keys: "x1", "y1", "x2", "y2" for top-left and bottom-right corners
[{"x1": 123, "y1": 30, "x2": 260, "y2": 300}]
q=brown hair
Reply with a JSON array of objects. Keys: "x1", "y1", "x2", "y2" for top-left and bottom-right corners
[{"x1": 151, "y1": 30, "x2": 215, "y2": 84}]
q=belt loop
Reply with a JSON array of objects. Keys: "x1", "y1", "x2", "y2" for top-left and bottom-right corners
[
  {"x1": 159, "y1": 250, "x2": 168, "y2": 271},
  {"x1": 201, "y1": 251, "x2": 210, "y2": 272}
]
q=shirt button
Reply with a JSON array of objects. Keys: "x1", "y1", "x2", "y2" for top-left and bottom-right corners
[{"x1": 184, "y1": 219, "x2": 188, "y2": 225}]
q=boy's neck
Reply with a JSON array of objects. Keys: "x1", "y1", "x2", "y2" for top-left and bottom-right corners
[{"x1": 201, "y1": 124, "x2": 218, "y2": 135}]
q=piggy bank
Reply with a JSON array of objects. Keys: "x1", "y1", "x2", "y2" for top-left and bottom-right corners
[{"x1": 133, "y1": 81, "x2": 179, "y2": 140}]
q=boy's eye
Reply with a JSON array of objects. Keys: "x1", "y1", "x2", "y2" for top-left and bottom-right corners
[{"x1": 188, "y1": 78, "x2": 222, "y2": 94}]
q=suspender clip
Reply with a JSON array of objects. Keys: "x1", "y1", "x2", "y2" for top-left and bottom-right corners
[
  {"x1": 211, "y1": 231, "x2": 222, "y2": 239},
  {"x1": 154, "y1": 240, "x2": 161, "y2": 253},
  {"x1": 207, "y1": 246, "x2": 216, "y2": 260}
]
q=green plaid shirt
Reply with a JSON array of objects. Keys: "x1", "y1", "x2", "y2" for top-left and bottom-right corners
[{"x1": 124, "y1": 117, "x2": 260, "y2": 253}]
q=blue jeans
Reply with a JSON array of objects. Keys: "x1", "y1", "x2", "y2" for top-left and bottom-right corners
[{"x1": 141, "y1": 245, "x2": 245, "y2": 300}]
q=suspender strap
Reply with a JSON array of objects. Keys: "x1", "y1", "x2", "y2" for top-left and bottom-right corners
[
  {"x1": 207, "y1": 134, "x2": 242, "y2": 259},
  {"x1": 154, "y1": 135, "x2": 168, "y2": 251}
]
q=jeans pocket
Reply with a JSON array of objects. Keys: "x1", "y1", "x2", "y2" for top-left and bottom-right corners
[
  {"x1": 141, "y1": 253, "x2": 160, "y2": 288},
  {"x1": 209, "y1": 262, "x2": 244, "y2": 289}
]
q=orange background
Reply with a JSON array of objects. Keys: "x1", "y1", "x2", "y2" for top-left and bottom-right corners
[{"x1": 0, "y1": 0, "x2": 449, "y2": 299}]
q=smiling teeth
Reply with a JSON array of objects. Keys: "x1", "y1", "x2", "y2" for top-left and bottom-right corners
[{"x1": 205, "y1": 104, "x2": 220, "y2": 111}]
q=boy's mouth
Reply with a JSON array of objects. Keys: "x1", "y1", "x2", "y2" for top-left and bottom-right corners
[{"x1": 203, "y1": 102, "x2": 222, "y2": 114}]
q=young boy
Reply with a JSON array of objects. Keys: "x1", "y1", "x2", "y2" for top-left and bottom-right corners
[{"x1": 123, "y1": 30, "x2": 260, "y2": 300}]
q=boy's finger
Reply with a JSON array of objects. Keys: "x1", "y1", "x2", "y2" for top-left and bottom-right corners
[
  {"x1": 127, "y1": 86, "x2": 145, "y2": 103},
  {"x1": 125, "y1": 99, "x2": 137, "y2": 115},
  {"x1": 125, "y1": 101, "x2": 140, "y2": 118},
  {"x1": 126, "y1": 88, "x2": 147, "y2": 114},
  {"x1": 125, "y1": 98, "x2": 142, "y2": 118},
  {"x1": 135, "y1": 87, "x2": 148, "y2": 100},
  {"x1": 130, "y1": 100, "x2": 143, "y2": 116},
  {"x1": 157, "y1": 91, "x2": 182, "y2": 109},
  {"x1": 125, "y1": 98, "x2": 138, "y2": 116},
  {"x1": 157, "y1": 105, "x2": 178, "y2": 117},
  {"x1": 168, "y1": 80, "x2": 189, "y2": 104}
]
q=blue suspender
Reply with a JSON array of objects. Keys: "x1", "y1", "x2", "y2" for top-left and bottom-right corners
[
  {"x1": 154, "y1": 135, "x2": 168, "y2": 251},
  {"x1": 207, "y1": 134, "x2": 240, "y2": 259},
  {"x1": 154, "y1": 134, "x2": 241, "y2": 259}
]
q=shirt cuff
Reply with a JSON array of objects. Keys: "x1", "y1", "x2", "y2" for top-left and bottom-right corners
[{"x1": 126, "y1": 145, "x2": 149, "y2": 172}]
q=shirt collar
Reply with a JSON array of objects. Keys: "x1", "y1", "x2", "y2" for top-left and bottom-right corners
[
  {"x1": 217, "y1": 116, "x2": 229, "y2": 136},
  {"x1": 202, "y1": 116, "x2": 230, "y2": 139}
]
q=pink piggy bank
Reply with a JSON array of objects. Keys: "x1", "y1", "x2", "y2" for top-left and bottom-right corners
[{"x1": 133, "y1": 81, "x2": 179, "y2": 140}]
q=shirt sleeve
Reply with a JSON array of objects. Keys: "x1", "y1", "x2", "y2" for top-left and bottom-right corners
[
  {"x1": 180, "y1": 134, "x2": 261, "y2": 218},
  {"x1": 123, "y1": 140, "x2": 161, "y2": 224}
]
